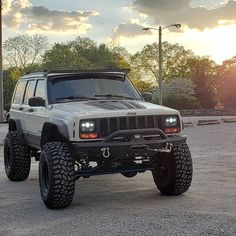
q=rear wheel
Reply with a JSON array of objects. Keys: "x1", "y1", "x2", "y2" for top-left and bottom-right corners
[
  {"x1": 39, "y1": 142, "x2": 75, "y2": 209},
  {"x1": 152, "y1": 143, "x2": 193, "y2": 195},
  {"x1": 4, "y1": 131, "x2": 31, "y2": 181}
]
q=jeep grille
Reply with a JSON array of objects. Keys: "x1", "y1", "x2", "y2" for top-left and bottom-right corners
[{"x1": 99, "y1": 115, "x2": 163, "y2": 138}]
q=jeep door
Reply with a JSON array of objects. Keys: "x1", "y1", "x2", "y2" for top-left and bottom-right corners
[
  {"x1": 10, "y1": 80, "x2": 27, "y2": 122},
  {"x1": 21, "y1": 79, "x2": 49, "y2": 146}
]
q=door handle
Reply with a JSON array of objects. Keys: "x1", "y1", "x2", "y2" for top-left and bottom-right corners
[
  {"x1": 18, "y1": 107, "x2": 23, "y2": 111},
  {"x1": 28, "y1": 108, "x2": 34, "y2": 112}
]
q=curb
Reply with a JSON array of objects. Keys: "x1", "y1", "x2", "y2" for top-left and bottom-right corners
[
  {"x1": 183, "y1": 122, "x2": 195, "y2": 127},
  {"x1": 184, "y1": 119, "x2": 224, "y2": 127},
  {"x1": 222, "y1": 118, "x2": 236, "y2": 123},
  {"x1": 197, "y1": 120, "x2": 221, "y2": 126}
]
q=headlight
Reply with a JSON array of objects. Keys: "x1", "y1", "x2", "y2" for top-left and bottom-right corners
[
  {"x1": 164, "y1": 115, "x2": 180, "y2": 134},
  {"x1": 165, "y1": 116, "x2": 178, "y2": 127},
  {"x1": 80, "y1": 120, "x2": 96, "y2": 132}
]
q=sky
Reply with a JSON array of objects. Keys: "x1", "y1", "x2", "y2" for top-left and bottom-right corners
[{"x1": 2, "y1": 0, "x2": 236, "y2": 64}]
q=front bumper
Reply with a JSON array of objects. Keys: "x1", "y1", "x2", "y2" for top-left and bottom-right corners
[{"x1": 71, "y1": 128, "x2": 186, "y2": 161}]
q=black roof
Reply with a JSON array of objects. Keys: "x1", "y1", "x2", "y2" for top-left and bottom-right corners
[
  {"x1": 45, "y1": 69, "x2": 130, "y2": 75},
  {"x1": 22, "y1": 69, "x2": 130, "y2": 79}
]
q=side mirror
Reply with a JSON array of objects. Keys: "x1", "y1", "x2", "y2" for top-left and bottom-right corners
[
  {"x1": 28, "y1": 97, "x2": 45, "y2": 107},
  {"x1": 142, "y1": 92, "x2": 153, "y2": 102}
]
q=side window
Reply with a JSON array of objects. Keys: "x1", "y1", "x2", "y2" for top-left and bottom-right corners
[
  {"x1": 12, "y1": 81, "x2": 27, "y2": 104},
  {"x1": 35, "y1": 80, "x2": 46, "y2": 99},
  {"x1": 23, "y1": 80, "x2": 36, "y2": 104}
]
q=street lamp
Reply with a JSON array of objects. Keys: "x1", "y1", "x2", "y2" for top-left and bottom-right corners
[
  {"x1": 143, "y1": 24, "x2": 181, "y2": 105},
  {"x1": 0, "y1": 0, "x2": 4, "y2": 121}
]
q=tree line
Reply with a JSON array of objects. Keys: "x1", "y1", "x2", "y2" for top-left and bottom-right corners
[{"x1": 2, "y1": 34, "x2": 236, "y2": 110}]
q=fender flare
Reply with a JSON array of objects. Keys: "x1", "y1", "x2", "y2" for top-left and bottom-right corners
[
  {"x1": 8, "y1": 118, "x2": 25, "y2": 144},
  {"x1": 40, "y1": 121, "x2": 70, "y2": 147}
]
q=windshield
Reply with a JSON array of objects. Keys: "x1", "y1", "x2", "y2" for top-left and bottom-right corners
[{"x1": 48, "y1": 75, "x2": 142, "y2": 103}]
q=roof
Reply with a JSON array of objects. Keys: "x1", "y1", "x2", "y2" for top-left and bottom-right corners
[{"x1": 21, "y1": 69, "x2": 130, "y2": 79}]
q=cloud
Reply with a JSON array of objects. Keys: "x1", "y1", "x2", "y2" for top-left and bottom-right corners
[
  {"x1": 2, "y1": 0, "x2": 99, "y2": 34},
  {"x1": 112, "y1": 22, "x2": 152, "y2": 38},
  {"x1": 132, "y1": 0, "x2": 236, "y2": 30}
]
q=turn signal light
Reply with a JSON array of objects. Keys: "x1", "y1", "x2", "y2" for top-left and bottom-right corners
[
  {"x1": 80, "y1": 133, "x2": 98, "y2": 139},
  {"x1": 164, "y1": 127, "x2": 180, "y2": 134}
]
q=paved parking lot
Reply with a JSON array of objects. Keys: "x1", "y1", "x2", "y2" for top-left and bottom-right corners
[{"x1": 0, "y1": 121, "x2": 236, "y2": 236}]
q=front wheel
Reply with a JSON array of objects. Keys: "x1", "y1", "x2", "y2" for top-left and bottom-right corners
[
  {"x1": 152, "y1": 143, "x2": 193, "y2": 195},
  {"x1": 39, "y1": 142, "x2": 75, "y2": 209}
]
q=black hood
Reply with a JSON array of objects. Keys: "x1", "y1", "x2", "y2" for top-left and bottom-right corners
[{"x1": 86, "y1": 100, "x2": 146, "y2": 110}]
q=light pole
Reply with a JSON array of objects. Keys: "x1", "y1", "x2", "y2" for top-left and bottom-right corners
[
  {"x1": 0, "y1": 0, "x2": 4, "y2": 121},
  {"x1": 143, "y1": 24, "x2": 181, "y2": 105}
]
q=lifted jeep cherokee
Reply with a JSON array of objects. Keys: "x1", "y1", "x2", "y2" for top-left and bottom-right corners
[{"x1": 4, "y1": 69, "x2": 193, "y2": 209}]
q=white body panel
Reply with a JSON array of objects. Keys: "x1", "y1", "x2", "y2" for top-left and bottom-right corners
[{"x1": 9, "y1": 74, "x2": 182, "y2": 144}]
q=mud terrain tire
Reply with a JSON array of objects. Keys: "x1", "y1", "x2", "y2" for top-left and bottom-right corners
[
  {"x1": 152, "y1": 143, "x2": 193, "y2": 195},
  {"x1": 4, "y1": 131, "x2": 31, "y2": 181},
  {"x1": 39, "y1": 142, "x2": 75, "y2": 209}
]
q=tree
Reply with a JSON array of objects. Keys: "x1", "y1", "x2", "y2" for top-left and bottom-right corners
[
  {"x1": 131, "y1": 77, "x2": 155, "y2": 92},
  {"x1": 188, "y1": 57, "x2": 218, "y2": 108},
  {"x1": 42, "y1": 37, "x2": 128, "y2": 70},
  {"x1": 42, "y1": 43, "x2": 87, "y2": 69},
  {"x1": 162, "y1": 78, "x2": 196, "y2": 96},
  {"x1": 217, "y1": 56, "x2": 236, "y2": 108},
  {"x1": 110, "y1": 46, "x2": 130, "y2": 69},
  {"x1": 128, "y1": 61, "x2": 155, "y2": 93},
  {"x1": 131, "y1": 42, "x2": 194, "y2": 86},
  {"x1": 218, "y1": 69, "x2": 236, "y2": 108},
  {"x1": 153, "y1": 78, "x2": 200, "y2": 109},
  {"x1": 3, "y1": 67, "x2": 22, "y2": 110},
  {"x1": 219, "y1": 55, "x2": 236, "y2": 74},
  {"x1": 3, "y1": 34, "x2": 48, "y2": 72}
]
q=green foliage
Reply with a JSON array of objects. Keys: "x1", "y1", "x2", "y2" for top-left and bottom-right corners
[
  {"x1": 219, "y1": 74, "x2": 236, "y2": 108},
  {"x1": 110, "y1": 46, "x2": 130, "y2": 69},
  {"x1": 42, "y1": 37, "x2": 129, "y2": 70},
  {"x1": 42, "y1": 43, "x2": 82, "y2": 69},
  {"x1": 131, "y1": 42, "x2": 194, "y2": 84},
  {"x1": 128, "y1": 61, "x2": 155, "y2": 92},
  {"x1": 153, "y1": 78, "x2": 200, "y2": 109},
  {"x1": 162, "y1": 94, "x2": 200, "y2": 110},
  {"x1": 131, "y1": 78, "x2": 155, "y2": 92},
  {"x1": 219, "y1": 55, "x2": 236, "y2": 74},
  {"x1": 3, "y1": 34, "x2": 236, "y2": 109},
  {"x1": 218, "y1": 60, "x2": 236, "y2": 108},
  {"x1": 188, "y1": 57, "x2": 218, "y2": 108},
  {"x1": 3, "y1": 68, "x2": 22, "y2": 110}
]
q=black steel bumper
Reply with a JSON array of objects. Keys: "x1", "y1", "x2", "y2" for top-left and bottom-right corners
[{"x1": 71, "y1": 128, "x2": 186, "y2": 161}]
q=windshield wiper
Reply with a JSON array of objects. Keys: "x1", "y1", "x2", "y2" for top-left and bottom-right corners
[
  {"x1": 94, "y1": 94, "x2": 135, "y2": 100},
  {"x1": 55, "y1": 96, "x2": 97, "y2": 101}
]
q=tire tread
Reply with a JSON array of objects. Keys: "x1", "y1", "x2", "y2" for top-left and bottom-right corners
[
  {"x1": 153, "y1": 143, "x2": 193, "y2": 195},
  {"x1": 4, "y1": 131, "x2": 31, "y2": 181},
  {"x1": 39, "y1": 142, "x2": 75, "y2": 209}
]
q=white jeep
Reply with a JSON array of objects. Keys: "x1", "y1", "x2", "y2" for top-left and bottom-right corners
[{"x1": 4, "y1": 69, "x2": 193, "y2": 209}]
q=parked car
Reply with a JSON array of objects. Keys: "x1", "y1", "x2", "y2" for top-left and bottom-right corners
[{"x1": 4, "y1": 69, "x2": 193, "y2": 209}]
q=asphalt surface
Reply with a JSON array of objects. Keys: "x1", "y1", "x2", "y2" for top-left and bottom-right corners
[{"x1": 0, "y1": 121, "x2": 236, "y2": 236}]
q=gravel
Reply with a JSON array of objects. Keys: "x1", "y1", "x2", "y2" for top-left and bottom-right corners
[{"x1": 0, "y1": 122, "x2": 236, "y2": 235}]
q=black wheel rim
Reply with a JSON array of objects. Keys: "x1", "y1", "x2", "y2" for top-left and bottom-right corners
[
  {"x1": 157, "y1": 166, "x2": 168, "y2": 182},
  {"x1": 41, "y1": 158, "x2": 50, "y2": 193},
  {"x1": 4, "y1": 142, "x2": 11, "y2": 173}
]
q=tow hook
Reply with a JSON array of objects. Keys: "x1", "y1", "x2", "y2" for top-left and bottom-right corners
[
  {"x1": 101, "y1": 147, "x2": 110, "y2": 158},
  {"x1": 148, "y1": 143, "x2": 173, "y2": 153}
]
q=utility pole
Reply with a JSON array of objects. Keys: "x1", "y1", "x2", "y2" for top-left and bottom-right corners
[
  {"x1": 0, "y1": 0, "x2": 4, "y2": 121},
  {"x1": 142, "y1": 24, "x2": 181, "y2": 106},
  {"x1": 158, "y1": 26, "x2": 163, "y2": 105}
]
